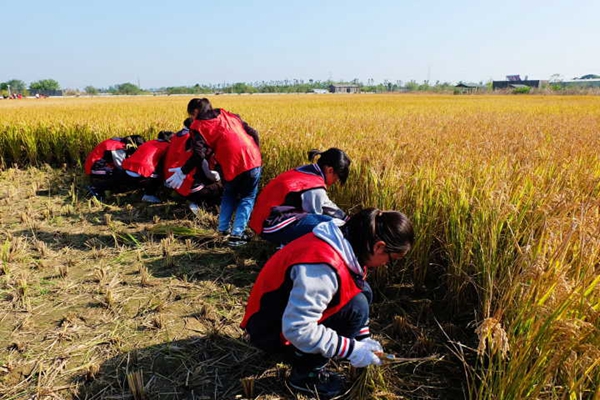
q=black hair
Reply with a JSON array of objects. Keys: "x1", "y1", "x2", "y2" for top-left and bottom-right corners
[
  {"x1": 342, "y1": 208, "x2": 414, "y2": 266},
  {"x1": 183, "y1": 117, "x2": 194, "y2": 129},
  {"x1": 157, "y1": 130, "x2": 175, "y2": 142},
  {"x1": 122, "y1": 135, "x2": 145, "y2": 156},
  {"x1": 307, "y1": 148, "x2": 351, "y2": 184},
  {"x1": 187, "y1": 98, "x2": 219, "y2": 120}
]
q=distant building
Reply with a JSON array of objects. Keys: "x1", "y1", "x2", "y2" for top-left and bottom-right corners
[
  {"x1": 455, "y1": 82, "x2": 485, "y2": 94},
  {"x1": 492, "y1": 75, "x2": 546, "y2": 90},
  {"x1": 556, "y1": 78, "x2": 600, "y2": 89},
  {"x1": 328, "y1": 84, "x2": 360, "y2": 94},
  {"x1": 312, "y1": 89, "x2": 329, "y2": 94}
]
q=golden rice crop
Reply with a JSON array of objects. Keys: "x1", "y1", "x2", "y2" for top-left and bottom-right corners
[{"x1": 1, "y1": 94, "x2": 599, "y2": 398}]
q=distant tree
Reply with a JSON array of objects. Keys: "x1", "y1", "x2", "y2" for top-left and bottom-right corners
[
  {"x1": 63, "y1": 88, "x2": 80, "y2": 96},
  {"x1": 5, "y1": 79, "x2": 27, "y2": 94},
  {"x1": 84, "y1": 86, "x2": 98, "y2": 95},
  {"x1": 361, "y1": 85, "x2": 376, "y2": 93},
  {"x1": 405, "y1": 80, "x2": 419, "y2": 91},
  {"x1": 513, "y1": 86, "x2": 531, "y2": 94},
  {"x1": 228, "y1": 82, "x2": 257, "y2": 94},
  {"x1": 165, "y1": 86, "x2": 189, "y2": 95},
  {"x1": 418, "y1": 80, "x2": 430, "y2": 91},
  {"x1": 549, "y1": 73, "x2": 563, "y2": 83},
  {"x1": 111, "y1": 82, "x2": 142, "y2": 95},
  {"x1": 29, "y1": 79, "x2": 60, "y2": 91},
  {"x1": 432, "y1": 81, "x2": 454, "y2": 92}
]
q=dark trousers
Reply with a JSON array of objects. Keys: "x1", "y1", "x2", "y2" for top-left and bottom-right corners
[
  {"x1": 187, "y1": 182, "x2": 223, "y2": 208},
  {"x1": 261, "y1": 214, "x2": 334, "y2": 246},
  {"x1": 90, "y1": 169, "x2": 161, "y2": 196},
  {"x1": 290, "y1": 281, "x2": 372, "y2": 372}
]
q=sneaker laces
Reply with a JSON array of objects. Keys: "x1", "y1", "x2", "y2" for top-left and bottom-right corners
[{"x1": 314, "y1": 368, "x2": 334, "y2": 384}]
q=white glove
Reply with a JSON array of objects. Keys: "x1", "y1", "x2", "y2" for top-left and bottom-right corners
[
  {"x1": 347, "y1": 339, "x2": 383, "y2": 368},
  {"x1": 166, "y1": 167, "x2": 186, "y2": 189},
  {"x1": 209, "y1": 170, "x2": 221, "y2": 182},
  {"x1": 201, "y1": 159, "x2": 221, "y2": 182},
  {"x1": 360, "y1": 338, "x2": 383, "y2": 353}
]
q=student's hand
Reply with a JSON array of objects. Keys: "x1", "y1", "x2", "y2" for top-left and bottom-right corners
[
  {"x1": 359, "y1": 338, "x2": 383, "y2": 352},
  {"x1": 348, "y1": 339, "x2": 383, "y2": 368},
  {"x1": 166, "y1": 167, "x2": 186, "y2": 189}
]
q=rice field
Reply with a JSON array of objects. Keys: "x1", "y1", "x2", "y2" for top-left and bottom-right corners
[{"x1": 1, "y1": 94, "x2": 599, "y2": 399}]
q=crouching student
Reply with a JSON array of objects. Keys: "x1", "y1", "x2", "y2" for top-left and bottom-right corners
[
  {"x1": 163, "y1": 118, "x2": 223, "y2": 213},
  {"x1": 241, "y1": 208, "x2": 414, "y2": 398},
  {"x1": 84, "y1": 135, "x2": 145, "y2": 200},
  {"x1": 121, "y1": 130, "x2": 174, "y2": 203},
  {"x1": 248, "y1": 148, "x2": 350, "y2": 246}
]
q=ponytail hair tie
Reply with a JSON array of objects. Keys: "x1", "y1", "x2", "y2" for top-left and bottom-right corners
[{"x1": 307, "y1": 149, "x2": 322, "y2": 162}]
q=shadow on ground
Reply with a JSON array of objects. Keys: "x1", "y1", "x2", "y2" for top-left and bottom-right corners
[
  {"x1": 142, "y1": 240, "x2": 276, "y2": 288},
  {"x1": 75, "y1": 334, "x2": 294, "y2": 400}
]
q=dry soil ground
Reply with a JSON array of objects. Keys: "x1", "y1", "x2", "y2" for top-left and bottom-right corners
[{"x1": 0, "y1": 167, "x2": 471, "y2": 399}]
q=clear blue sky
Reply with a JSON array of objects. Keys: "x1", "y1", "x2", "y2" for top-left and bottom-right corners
[{"x1": 3, "y1": 0, "x2": 598, "y2": 89}]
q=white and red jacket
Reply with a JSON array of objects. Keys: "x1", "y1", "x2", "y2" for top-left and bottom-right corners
[
  {"x1": 241, "y1": 221, "x2": 365, "y2": 359},
  {"x1": 249, "y1": 167, "x2": 326, "y2": 234}
]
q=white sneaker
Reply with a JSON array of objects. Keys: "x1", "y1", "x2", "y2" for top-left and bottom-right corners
[
  {"x1": 141, "y1": 194, "x2": 161, "y2": 204},
  {"x1": 188, "y1": 202, "x2": 200, "y2": 216}
]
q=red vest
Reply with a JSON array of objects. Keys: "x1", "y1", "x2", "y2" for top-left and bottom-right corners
[
  {"x1": 240, "y1": 233, "x2": 362, "y2": 346},
  {"x1": 122, "y1": 140, "x2": 169, "y2": 178},
  {"x1": 248, "y1": 168, "x2": 326, "y2": 234},
  {"x1": 163, "y1": 130, "x2": 196, "y2": 196},
  {"x1": 84, "y1": 138, "x2": 125, "y2": 175},
  {"x1": 191, "y1": 110, "x2": 261, "y2": 181}
]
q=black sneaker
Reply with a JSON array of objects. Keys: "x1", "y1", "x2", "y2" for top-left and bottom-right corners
[
  {"x1": 288, "y1": 367, "x2": 345, "y2": 399},
  {"x1": 227, "y1": 233, "x2": 251, "y2": 247}
]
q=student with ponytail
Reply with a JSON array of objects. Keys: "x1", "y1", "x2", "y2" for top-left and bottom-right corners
[
  {"x1": 241, "y1": 208, "x2": 414, "y2": 398},
  {"x1": 248, "y1": 148, "x2": 350, "y2": 246}
]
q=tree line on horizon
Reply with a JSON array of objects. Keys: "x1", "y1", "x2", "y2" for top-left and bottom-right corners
[
  {"x1": 5, "y1": 75, "x2": 598, "y2": 98},
  {"x1": 2, "y1": 77, "x2": 472, "y2": 97}
]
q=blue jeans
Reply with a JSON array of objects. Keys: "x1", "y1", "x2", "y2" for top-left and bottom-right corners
[
  {"x1": 219, "y1": 167, "x2": 261, "y2": 236},
  {"x1": 262, "y1": 214, "x2": 333, "y2": 246},
  {"x1": 291, "y1": 281, "x2": 373, "y2": 371}
]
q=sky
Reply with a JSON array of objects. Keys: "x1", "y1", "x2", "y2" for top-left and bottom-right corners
[{"x1": 2, "y1": 0, "x2": 599, "y2": 89}]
